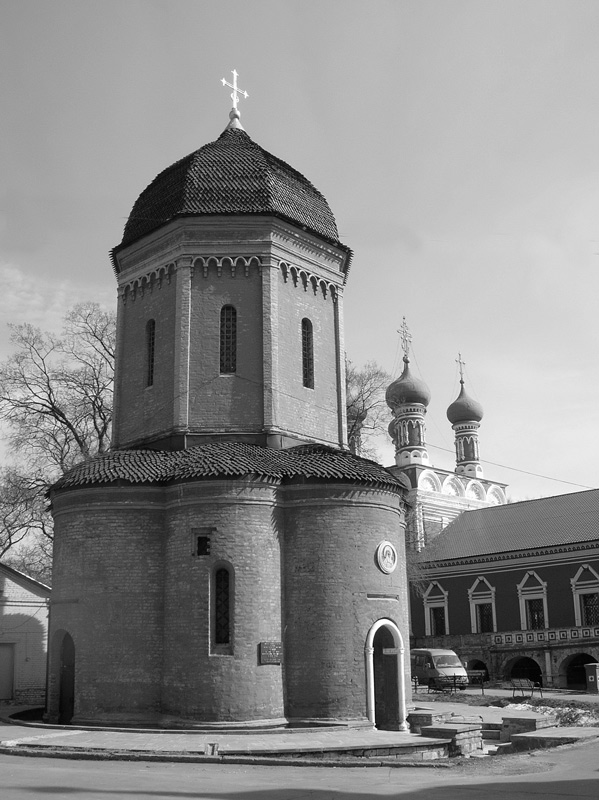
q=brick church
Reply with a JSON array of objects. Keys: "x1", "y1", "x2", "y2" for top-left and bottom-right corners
[{"x1": 46, "y1": 82, "x2": 412, "y2": 729}]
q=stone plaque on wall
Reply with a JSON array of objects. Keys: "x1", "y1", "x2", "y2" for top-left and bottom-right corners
[{"x1": 259, "y1": 641, "x2": 283, "y2": 664}]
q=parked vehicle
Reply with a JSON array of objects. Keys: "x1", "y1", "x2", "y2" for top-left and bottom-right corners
[{"x1": 410, "y1": 648, "x2": 468, "y2": 689}]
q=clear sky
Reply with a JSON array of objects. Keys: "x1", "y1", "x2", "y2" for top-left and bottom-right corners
[{"x1": 1, "y1": 0, "x2": 598, "y2": 500}]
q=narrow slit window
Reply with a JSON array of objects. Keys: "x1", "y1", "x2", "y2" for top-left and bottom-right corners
[
  {"x1": 301, "y1": 318, "x2": 314, "y2": 388},
  {"x1": 220, "y1": 305, "x2": 237, "y2": 373},
  {"x1": 146, "y1": 319, "x2": 156, "y2": 387},
  {"x1": 214, "y1": 567, "x2": 231, "y2": 645}
]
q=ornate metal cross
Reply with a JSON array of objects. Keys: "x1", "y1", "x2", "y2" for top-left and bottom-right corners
[
  {"x1": 456, "y1": 352, "x2": 466, "y2": 381},
  {"x1": 221, "y1": 69, "x2": 248, "y2": 110},
  {"x1": 398, "y1": 317, "x2": 412, "y2": 359}
]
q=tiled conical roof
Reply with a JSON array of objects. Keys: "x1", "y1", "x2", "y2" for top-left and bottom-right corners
[
  {"x1": 51, "y1": 443, "x2": 403, "y2": 492},
  {"x1": 114, "y1": 128, "x2": 341, "y2": 256}
]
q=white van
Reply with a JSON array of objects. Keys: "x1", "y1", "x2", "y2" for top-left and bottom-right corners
[{"x1": 411, "y1": 648, "x2": 468, "y2": 690}]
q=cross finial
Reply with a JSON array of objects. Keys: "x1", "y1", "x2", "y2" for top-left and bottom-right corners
[
  {"x1": 398, "y1": 317, "x2": 412, "y2": 361},
  {"x1": 456, "y1": 352, "x2": 466, "y2": 383},
  {"x1": 221, "y1": 69, "x2": 248, "y2": 111}
]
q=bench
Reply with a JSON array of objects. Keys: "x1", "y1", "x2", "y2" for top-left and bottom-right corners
[
  {"x1": 510, "y1": 678, "x2": 543, "y2": 699},
  {"x1": 467, "y1": 669, "x2": 487, "y2": 695},
  {"x1": 428, "y1": 674, "x2": 463, "y2": 693}
]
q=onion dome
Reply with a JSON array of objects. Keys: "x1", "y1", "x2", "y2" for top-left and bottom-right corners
[
  {"x1": 385, "y1": 357, "x2": 431, "y2": 408},
  {"x1": 447, "y1": 381, "x2": 484, "y2": 424},
  {"x1": 112, "y1": 126, "x2": 345, "y2": 266}
]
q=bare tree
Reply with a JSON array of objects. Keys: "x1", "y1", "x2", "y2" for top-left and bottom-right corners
[
  {"x1": 0, "y1": 302, "x2": 116, "y2": 576},
  {"x1": 2, "y1": 530, "x2": 53, "y2": 585},
  {"x1": 0, "y1": 468, "x2": 51, "y2": 557},
  {"x1": 346, "y1": 359, "x2": 391, "y2": 457}
]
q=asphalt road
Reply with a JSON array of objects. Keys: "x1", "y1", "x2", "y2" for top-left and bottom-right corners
[{"x1": 0, "y1": 739, "x2": 597, "y2": 800}]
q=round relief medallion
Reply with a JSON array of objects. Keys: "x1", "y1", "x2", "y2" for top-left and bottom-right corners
[{"x1": 376, "y1": 540, "x2": 398, "y2": 574}]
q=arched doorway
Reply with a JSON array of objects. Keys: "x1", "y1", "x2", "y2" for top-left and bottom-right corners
[
  {"x1": 564, "y1": 653, "x2": 597, "y2": 690},
  {"x1": 365, "y1": 619, "x2": 408, "y2": 731},
  {"x1": 58, "y1": 633, "x2": 75, "y2": 724},
  {"x1": 509, "y1": 656, "x2": 542, "y2": 686},
  {"x1": 466, "y1": 659, "x2": 489, "y2": 681},
  {"x1": 373, "y1": 626, "x2": 399, "y2": 729}
]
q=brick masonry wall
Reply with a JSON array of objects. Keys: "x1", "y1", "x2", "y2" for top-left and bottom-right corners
[
  {"x1": 273, "y1": 270, "x2": 341, "y2": 444},
  {"x1": 113, "y1": 278, "x2": 178, "y2": 448},
  {"x1": 49, "y1": 487, "x2": 166, "y2": 722},
  {"x1": 161, "y1": 478, "x2": 284, "y2": 721},
  {"x1": 187, "y1": 264, "x2": 264, "y2": 435},
  {"x1": 281, "y1": 482, "x2": 409, "y2": 721},
  {"x1": 50, "y1": 474, "x2": 410, "y2": 725}
]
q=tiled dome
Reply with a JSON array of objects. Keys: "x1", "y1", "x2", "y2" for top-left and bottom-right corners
[
  {"x1": 114, "y1": 127, "x2": 340, "y2": 255},
  {"x1": 447, "y1": 382, "x2": 484, "y2": 424}
]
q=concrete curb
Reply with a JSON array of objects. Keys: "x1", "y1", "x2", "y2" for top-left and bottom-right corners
[{"x1": 0, "y1": 744, "x2": 456, "y2": 768}]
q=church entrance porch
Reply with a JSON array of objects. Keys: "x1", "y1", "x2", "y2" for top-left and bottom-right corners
[{"x1": 365, "y1": 619, "x2": 408, "y2": 731}]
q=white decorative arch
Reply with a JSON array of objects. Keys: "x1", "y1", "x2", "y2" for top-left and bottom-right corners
[
  {"x1": 465, "y1": 480, "x2": 485, "y2": 500},
  {"x1": 486, "y1": 485, "x2": 507, "y2": 505},
  {"x1": 418, "y1": 469, "x2": 442, "y2": 493},
  {"x1": 364, "y1": 618, "x2": 408, "y2": 731},
  {"x1": 442, "y1": 476, "x2": 465, "y2": 497}
]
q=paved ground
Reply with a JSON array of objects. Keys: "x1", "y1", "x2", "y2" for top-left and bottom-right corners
[
  {"x1": 1, "y1": 687, "x2": 598, "y2": 764},
  {"x1": 1, "y1": 738, "x2": 598, "y2": 800}
]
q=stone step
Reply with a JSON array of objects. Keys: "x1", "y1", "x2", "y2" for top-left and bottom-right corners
[
  {"x1": 481, "y1": 729, "x2": 501, "y2": 740},
  {"x1": 486, "y1": 742, "x2": 513, "y2": 756}
]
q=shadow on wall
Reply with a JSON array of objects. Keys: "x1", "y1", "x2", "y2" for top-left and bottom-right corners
[{"x1": 0, "y1": 611, "x2": 47, "y2": 703}]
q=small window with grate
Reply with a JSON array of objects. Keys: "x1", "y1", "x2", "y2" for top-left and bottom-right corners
[
  {"x1": 582, "y1": 593, "x2": 599, "y2": 626},
  {"x1": 526, "y1": 598, "x2": 545, "y2": 630},
  {"x1": 146, "y1": 319, "x2": 156, "y2": 387},
  {"x1": 191, "y1": 527, "x2": 215, "y2": 556},
  {"x1": 301, "y1": 318, "x2": 314, "y2": 388},
  {"x1": 430, "y1": 605, "x2": 446, "y2": 637},
  {"x1": 476, "y1": 602, "x2": 494, "y2": 633},
  {"x1": 220, "y1": 305, "x2": 237, "y2": 374}
]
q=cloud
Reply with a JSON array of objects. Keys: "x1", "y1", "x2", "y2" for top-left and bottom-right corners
[{"x1": 0, "y1": 262, "x2": 115, "y2": 357}]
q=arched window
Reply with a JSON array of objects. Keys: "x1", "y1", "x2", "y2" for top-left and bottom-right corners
[
  {"x1": 146, "y1": 319, "x2": 156, "y2": 387},
  {"x1": 220, "y1": 305, "x2": 237, "y2": 374},
  {"x1": 212, "y1": 564, "x2": 233, "y2": 654},
  {"x1": 301, "y1": 318, "x2": 314, "y2": 388}
]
